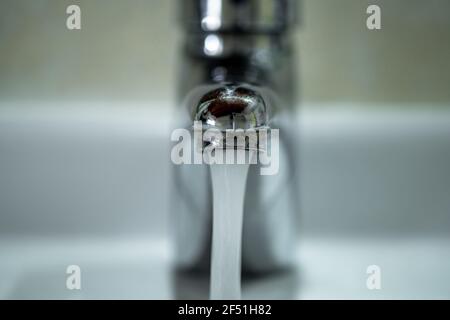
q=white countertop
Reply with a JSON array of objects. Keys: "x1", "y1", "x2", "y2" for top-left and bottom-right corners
[{"x1": 1, "y1": 236, "x2": 449, "y2": 299}]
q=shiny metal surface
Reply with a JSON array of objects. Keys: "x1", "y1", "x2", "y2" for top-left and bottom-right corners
[
  {"x1": 180, "y1": 0, "x2": 298, "y2": 33},
  {"x1": 173, "y1": 0, "x2": 299, "y2": 273}
]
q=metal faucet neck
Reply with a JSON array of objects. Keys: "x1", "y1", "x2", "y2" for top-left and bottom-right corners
[{"x1": 180, "y1": 0, "x2": 298, "y2": 35}]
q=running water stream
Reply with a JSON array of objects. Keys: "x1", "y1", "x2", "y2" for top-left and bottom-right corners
[{"x1": 209, "y1": 159, "x2": 252, "y2": 300}]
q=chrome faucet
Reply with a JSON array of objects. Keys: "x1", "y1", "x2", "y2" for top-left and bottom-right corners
[{"x1": 172, "y1": 0, "x2": 300, "y2": 274}]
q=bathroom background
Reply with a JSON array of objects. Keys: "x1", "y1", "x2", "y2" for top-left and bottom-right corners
[{"x1": 0, "y1": 0, "x2": 449, "y2": 299}]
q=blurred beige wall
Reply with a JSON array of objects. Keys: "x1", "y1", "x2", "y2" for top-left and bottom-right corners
[
  {"x1": 0, "y1": 0, "x2": 178, "y2": 102},
  {"x1": 0, "y1": 0, "x2": 449, "y2": 105},
  {"x1": 299, "y1": 0, "x2": 450, "y2": 105}
]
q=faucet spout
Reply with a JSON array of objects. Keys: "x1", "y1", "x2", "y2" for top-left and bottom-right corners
[
  {"x1": 194, "y1": 84, "x2": 270, "y2": 129},
  {"x1": 172, "y1": 0, "x2": 300, "y2": 278}
]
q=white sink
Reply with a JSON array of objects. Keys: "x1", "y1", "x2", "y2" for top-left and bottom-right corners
[
  {"x1": 1, "y1": 236, "x2": 449, "y2": 299},
  {"x1": 1, "y1": 102, "x2": 450, "y2": 299}
]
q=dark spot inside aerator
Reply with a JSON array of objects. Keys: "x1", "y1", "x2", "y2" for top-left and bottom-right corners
[{"x1": 198, "y1": 86, "x2": 261, "y2": 118}]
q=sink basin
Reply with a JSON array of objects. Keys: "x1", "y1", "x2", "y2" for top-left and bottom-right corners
[
  {"x1": 1, "y1": 102, "x2": 450, "y2": 299},
  {"x1": 1, "y1": 236, "x2": 449, "y2": 299}
]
